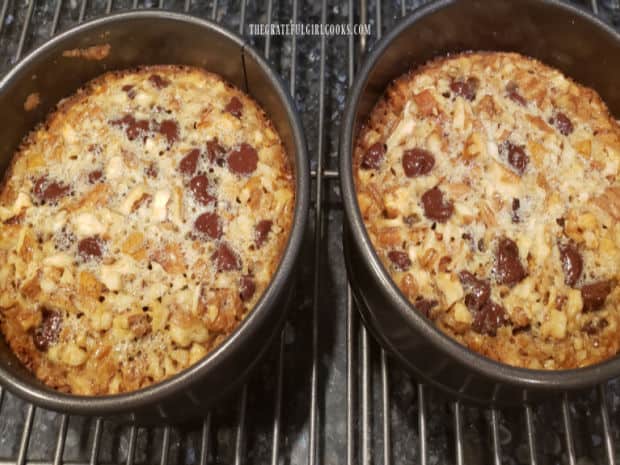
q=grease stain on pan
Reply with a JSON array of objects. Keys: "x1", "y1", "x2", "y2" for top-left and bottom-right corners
[
  {"x1": 62, "y1": 43, "x2": 111, "y2": 61},
  {"x1": 23, "y1": 92, "x2": 40, "y2": 111}
]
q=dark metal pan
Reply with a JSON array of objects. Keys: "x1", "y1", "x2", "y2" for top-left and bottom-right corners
[
  {"x1": 340, "y1": 0, "x2": 620, "y2": 405},
  {"x1": 0, "y1": 11, "x2": 309, "y2": 422}
]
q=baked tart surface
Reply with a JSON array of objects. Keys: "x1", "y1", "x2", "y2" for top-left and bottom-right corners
[
  {"x1": 0, "y1": 66, "x2": 294, "y2": 394},
  {"x1": 354, "y1": 52, "x2": 620, "y2": 369}
]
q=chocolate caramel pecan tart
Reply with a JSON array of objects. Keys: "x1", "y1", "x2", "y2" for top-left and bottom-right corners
[
  {"x1": 354, "y1": 52, "x2": 620, "y2": 369},
  {"x1": 0, "y1": 65, "x2": 294, "y2": 394}
]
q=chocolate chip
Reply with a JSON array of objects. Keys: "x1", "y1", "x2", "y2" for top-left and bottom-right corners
[
  {"x1": 111, "y1": 114, "x2": 150, "y2": 141},
  {"x1": 212, "y1": 242, "x2": 241, "y2": 272},
  {"x1": 240, "y1": 275, "x2": 256, "y2": 302},
  {"x1": 33, "y1": 308, "x2": 62, "y2": 351},
  {"x1": 556, "y1": 217, "x2": 565, "y2": 227},
  {"x1": 495, "y1": 237, "x2": 527, "y2": 286},
  {"x1": 459, "y1": 270, "x2": 491, "y2": 311},
  {"x1": 414, "y1": 297, "x2": 438, "y2": 318},
  {"x1": 189, "y1": 174, "x2": 215, "y2": 205},
  {"x1": 438, "y1": 256, "x2": 452, "y2": 273},
  {"x1": 157, "y1": 119, "x2": 179, "y2": 145},
  {"x1": 402, "y1": 148, "x2": 435, "y2": 177},
  {"x1": 582, "y1": 318, "x2": 609, "y2": 335},
  {"x1": 387, "y1": 250, "x2": 411, "y2": 271},
  {"x1": 255, "y1": 220, "x2": 273, "y2": 248},
  {"x1": 122, "y1": 84, "x2": 136, "y2": 99},
  {"x1": 88, "y1": 170, "x2": 103, "y2": 184},
  {"x1": 32, "y1": 176, "x2": 71, "y2": 203},
  {"x1": 207, "y1": 139, "x2": 226, "y2": 166},
  {"x1": 145, "y1": 162, "x2": 158, "y2": 178},
  {"x1": 149, "y1": 74, "x2": 170, "y2": 89},
  {"x1": 421, "y1": 186, "x2": 453, "y2": 223},
  {"x1": 361, "y1": 142, "x2": 385, "y2": 170},
  {"x1": 581, "y1": 281, "x2": 612, "y2": 312},
  {"x1": 502, "y1": 141, "x2": 529, "y2": 174},
  {"x1": 472, "y1": 301, "x2": 508, "y2": 336},
  {"x1": 228, "y1": 143, "x2": 258, "y2": 175},
  {"x1": 550, "y1": 112, "x2": 573, "y2": 136},
  {"x1": 559, "y1": 242, "x2": 583, "y2": 287},
  {"x1": 450, "y1": 77, "x2": 479, "y2": 101},
  {"x1": 179, "y1": 149, "x2": 200, "y2": 176},
  {"x1": 511, "y1": 198, "x2": 520, "y2": 223},
  {"x1": 225, "y1": 96, "x2": 243, "y2": 118},
  {"x1": 194, "y1": 212, "x2": 222, "y2": 239},
  {"x1": 78, "y1": 236, "x2": 103, "y2": 261},
  {"x1": 128, "y1": 313, "x2": 152, "y2": 338},
  {"x1": 506, "y1": 81, "x2": 526, "y2": 106}
]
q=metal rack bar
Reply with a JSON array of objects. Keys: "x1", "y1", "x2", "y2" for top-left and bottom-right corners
[
  {"x1": 357, "y1": 2, "x2": 371, "y2": 465},
  {"x1": 346, "y1": 288, "x2": 355, "y2": 465},
  {"x1": 89, "y1": 419, "x2": 103, "y2": 465},
  {"x1": 79, "y1": 0, "x2": 88, "y2": 23},
  {"x1": 524, "y1": 405, "x2": 538, "y2": 465},
  {"x1": 16, "y1": 404, "x2": 35, "y2": 465},
  {"x1": 125, "y1": 426, "x2": 137, "y2": 465},
  {"x1": 211, "y1": 0, "x2": 217, "y2": 21},
  {"x1": 238, "y1": 0, "x2": 245, "y2": 35},
  {"x1": 234, "y1": 384, "x2": 248, "y2": 465},
  {"x1": 232, "y1": 6, "x2": 249, "y2": 462},
  {"x1": 490, "y1": 409, "x2": 502, "y2": 465},
  {"x1": 53, "y1": 414, "x2": 69, "y2": 465},
  {"x1": 562, "y1": 395, "x2": 577, "y2": 465},
  {"x1": 51, "y1": 0, "x2": 63, "y2": 35},
  {"x1": 592, "y1": 0, "x2": 599, "y2": 14},
  {"x1": 263, "y1": 0, "x2": 274, "y2": 58},
  {"x1": 269, "y1": 1, "x2": 297, "y2": 461},
  {"x1": 453, "y1": 402, "x2": 464, "y2": 465},
  {"x1": 0, "y1": 0, "x2": 8, "y2": 36},
  {"x1": 378, "y1": 4, "x2": 392, "y2": 464},
  {"x1": 310, "y1": 169, "x2": 339, "y2": 180},
  {"x1": 15, "y1": 0, "x2": 35, "y2": 62},
  {"x1": 381, "y1": 350, "x2": 391, "y2": 465},
  {"x1": 199, "y1": 414, "x2": 211, "y2": 465},
  {"x1": 598, "y1": 384, "x2": 616, "y2": 465},
  {"x1": 417, "y1": 384, "x2": 427, "y2": 465},
  {"x1": 270, "y1": 333, "x2": 285, "y2": 465},
  {"x1": 159, "y1": 427, "x2": 170, "y2": 465},
  {"x1": 346, "y1": 0, "x2": 356, "y2": 463},
  {"x1": 308, "y1": 0, "x2": 328, "y2": 463},
  {"x1": 105, "y1": 0, "x2": 112, "y2": 15},
  {"x1": 361, "y1": 327, "x2": 371, "y2": 465}
]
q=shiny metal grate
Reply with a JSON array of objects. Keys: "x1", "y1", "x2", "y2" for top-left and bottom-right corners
[{"x1": 0, "y1": 0, "x2": 619, "y2": 464}]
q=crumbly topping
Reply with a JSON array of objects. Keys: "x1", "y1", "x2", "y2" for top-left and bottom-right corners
[
  {"x1": 0, "y1": 65, "x2": 294, "y2": 394},
  {"x1": 354, "y1": 52, "x2": 620, "y2": 369}
]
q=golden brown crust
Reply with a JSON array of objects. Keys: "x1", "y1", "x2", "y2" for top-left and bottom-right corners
[
  {"x1": 354, "y1": 52, "x2": 620, "y2": 370},
  {"x1": 0, "y1": 65, "x2": 295, "y2": 394}
]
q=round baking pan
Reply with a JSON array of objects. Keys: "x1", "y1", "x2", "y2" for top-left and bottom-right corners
[
  {"x1": 340, "y1": 0, "x2": 620, "y2": 405},
  {"x1": 0, "y1": 11, "x2": 309, "y2": 421}
]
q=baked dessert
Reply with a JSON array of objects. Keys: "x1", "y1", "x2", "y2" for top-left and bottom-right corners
[
  {"x1": 0, "y1": 65, "x2": 294, "y2": 394},
  {"x1": 354, "y1": 52, "x2": 620, "y2": 369}
]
